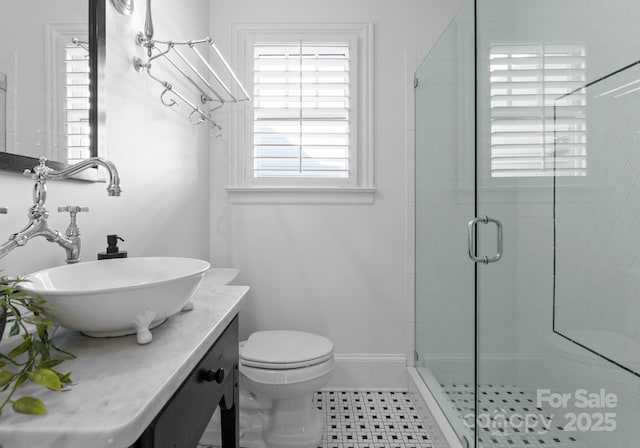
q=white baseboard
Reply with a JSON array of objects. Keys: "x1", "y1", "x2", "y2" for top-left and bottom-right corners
[{"x1": 322, "y1": 353, "x2": 408, "y2": 391}]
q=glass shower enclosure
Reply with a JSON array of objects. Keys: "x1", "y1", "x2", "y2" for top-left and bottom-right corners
[{"x1": 415, "y1": 1, "x2": 640, "y2": 447}]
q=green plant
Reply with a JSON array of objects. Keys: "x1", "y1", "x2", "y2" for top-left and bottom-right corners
[{"x1": 0, "y1": 278, "x2": 74, "y2": 416}]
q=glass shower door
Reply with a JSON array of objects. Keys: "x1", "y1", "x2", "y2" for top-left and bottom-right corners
[
  {"x1": 414, "y1": 0, "x2": 475, "y2": 446},
  {"x1": 474, "y1": 1, "x2": 640, "y2": 447}
]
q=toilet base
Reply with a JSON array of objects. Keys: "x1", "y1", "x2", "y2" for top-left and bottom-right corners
[
  {"x1": 199, "y1": 391, "x2": 323, "y2": 448},
  {"x1": 264, "y1": 394, "x2": 323, "y2": 448}
]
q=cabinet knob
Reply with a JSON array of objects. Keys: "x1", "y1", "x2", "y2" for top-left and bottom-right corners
[{"x1": 205, "y1": 367, "x2": 225, "y2": 384}]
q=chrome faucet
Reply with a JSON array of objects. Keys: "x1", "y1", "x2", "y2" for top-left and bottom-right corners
[{"x1": 0, "y1": 157, "x2": 122, "y2": 264}]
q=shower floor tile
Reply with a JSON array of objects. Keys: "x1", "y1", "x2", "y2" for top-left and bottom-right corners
[{"x1": 442, "y1": 384, "x2": 586, "y2": 448}]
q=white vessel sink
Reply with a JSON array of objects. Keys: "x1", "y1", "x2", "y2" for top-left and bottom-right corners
[{"x1": 22, "y1": 257, "x2": 215, "y2": 344}]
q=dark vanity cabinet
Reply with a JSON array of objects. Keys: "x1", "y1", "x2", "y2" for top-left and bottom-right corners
[{"x1": 133, "y1": 316, "x2": 239, "y2": 448}]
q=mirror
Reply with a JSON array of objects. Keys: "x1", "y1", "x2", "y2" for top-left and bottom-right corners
[{"x1": 0, "y1": 0, "x2": 104, "y2": 177}]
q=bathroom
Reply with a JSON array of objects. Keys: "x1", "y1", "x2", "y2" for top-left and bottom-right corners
[{"x1": 0, "y1": 0, "x2": 639, "y2": 447}]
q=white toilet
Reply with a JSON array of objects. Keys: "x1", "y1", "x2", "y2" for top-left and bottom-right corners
[{"x1": 200, "y1": 330, "x2": 334, "y2": 448}]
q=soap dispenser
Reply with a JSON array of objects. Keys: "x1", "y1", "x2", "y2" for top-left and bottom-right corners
[{"x1": 98, "y1": 235, "x2": 128, "y2": 260}]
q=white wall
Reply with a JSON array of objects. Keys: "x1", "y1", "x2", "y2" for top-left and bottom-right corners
[
  {"x1": 209, "y1": 0, "x2": 462, "y2": 388},
  {"x1": 0, "y1": 0, "x2": 210, "y2": 276}
]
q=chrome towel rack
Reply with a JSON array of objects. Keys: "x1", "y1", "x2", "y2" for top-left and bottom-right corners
[{"x1": 133, "y1": 0, "x2": 250, "y2": 133}]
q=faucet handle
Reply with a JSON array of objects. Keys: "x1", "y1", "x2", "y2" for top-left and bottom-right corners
[
  {"x1": 0, "y1": 207, "x2": 7, "y2": 214},
  {"x1": 58, "y1": 206, "x2": 88, "y2": 238},
  {"x1": 24, "y1": 157, "x2": 53, "y2": 180},
  {"x1": 58, "y1": 206, "x2": 89, "y2": 214}
]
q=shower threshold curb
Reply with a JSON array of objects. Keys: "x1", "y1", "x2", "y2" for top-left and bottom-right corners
[{"x1": 407, "y1": 367, "x2": 466, "y2": 448}]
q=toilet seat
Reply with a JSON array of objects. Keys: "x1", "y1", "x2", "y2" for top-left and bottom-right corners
[{"x1": 240, "y1": 330, "x2": 334, "y2": 370}]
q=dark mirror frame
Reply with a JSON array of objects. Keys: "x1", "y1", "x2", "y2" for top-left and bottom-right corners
[{"x1": 0, "y1": 0, "x2": 105, "y2": 179}]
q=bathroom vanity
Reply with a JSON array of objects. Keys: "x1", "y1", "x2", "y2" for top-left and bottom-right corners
[{"x1": 0, "y1": 272, "x2": 248, "y2": 448}]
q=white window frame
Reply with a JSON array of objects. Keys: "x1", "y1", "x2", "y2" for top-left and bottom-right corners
[{"x1": 228, "y1": 22, "x2": 374, "y2": 204}]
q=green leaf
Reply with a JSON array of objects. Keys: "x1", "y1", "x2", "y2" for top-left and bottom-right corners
[
  {"x1": 8, "y1": 335, "x2": 32, "y2": 358},
  {"x1": 32, "y1": 340, "x2": 50, "y2": 360},
  {"x1": 12, "y1": 397, "x2": 47, "y2": 415},
  {"x1": 9, "y1": 320, "x2": 19, "y2": 337},
  {"x1": 6, "y1": 302, "x2": 21, "y2": 320},
  {"x1": 35, "y1": 323, "x2": 51, "y2": 342},
  {"x1": 54, "y1": 370, "x2": 72, "y2": 385},
  {"x1": 0, "y1": 370, "x2": 15, "y2": 387},
  {"x1": 23, "y1": 315, "x2": 53, "y2": 327},
  {"x1": 39, "y1": 359, "x2": 65, "y2": 369},
  {"x1": 28, "y1": 368, "x2": 61, "y2": 391},
  {"x1": 15, "y1": 372, "x2": 29, "y2": 387}
]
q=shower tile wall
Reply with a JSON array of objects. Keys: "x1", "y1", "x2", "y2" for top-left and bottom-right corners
[
  {"x1": 556, "y1": 94, "x2": 640, "y2": 340},
  {"x1": 550, "y1": 69, "x2": 640, "y2": 447},
  {"x1": 554, "y1": 68, "x2": 640, "y2": 350}
]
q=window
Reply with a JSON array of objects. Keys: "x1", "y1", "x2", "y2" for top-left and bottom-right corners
[
  {"x1": 229, "y1": 23, "x2": 373, "y2": 198},
  {"x1": 253, "y1": 43, "x2": 351, "y2": 180},
  {"x1": 489, "y1": 43, "x2": 587, "y2": 177},
  {"x1": 46, "y1": 24, "x2": 90, "y2": 164},
  {"x1": 64, "y1": 40, "x2": 91, "y2": 163}
]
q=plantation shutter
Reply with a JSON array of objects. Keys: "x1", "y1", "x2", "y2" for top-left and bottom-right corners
[
  {"x1": 64, "y1": 42, "x2": 91, "y2": 163},
  {"x1": 489, "y1": 43, "x2": 587, "y2": 177},
  {"x1": 252, "y1": 42, "x2": 351, "y2": 179}
]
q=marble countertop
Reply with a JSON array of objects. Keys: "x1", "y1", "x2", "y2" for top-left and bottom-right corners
[{"x1": 0, "y1": 271, "x2": 248, "y2": 448}]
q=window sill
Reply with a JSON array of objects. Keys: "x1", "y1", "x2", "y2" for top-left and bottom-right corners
[{"x1": 225, "y1": 186, "x2": 377, "y2": 204}]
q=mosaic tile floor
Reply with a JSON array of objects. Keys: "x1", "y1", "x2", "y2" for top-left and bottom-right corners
[
  {"x1": 316, "y1": 391, "x2": 435, "y2": 448},
  {"x1": 442, "y1": 384, "x2": 586, "y2": 448},
  {"x1": 198, "y1": 391, "x2": 436, "y2": 448}
]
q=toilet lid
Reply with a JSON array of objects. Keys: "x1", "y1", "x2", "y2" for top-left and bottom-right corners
[{"x1": 240, "y1": 330, "x2": 334, "y2": 369}]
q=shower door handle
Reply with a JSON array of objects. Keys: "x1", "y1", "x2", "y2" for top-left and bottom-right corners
[{"x1": 467, "y1": 216, "x2": 503, "y2": 264}]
